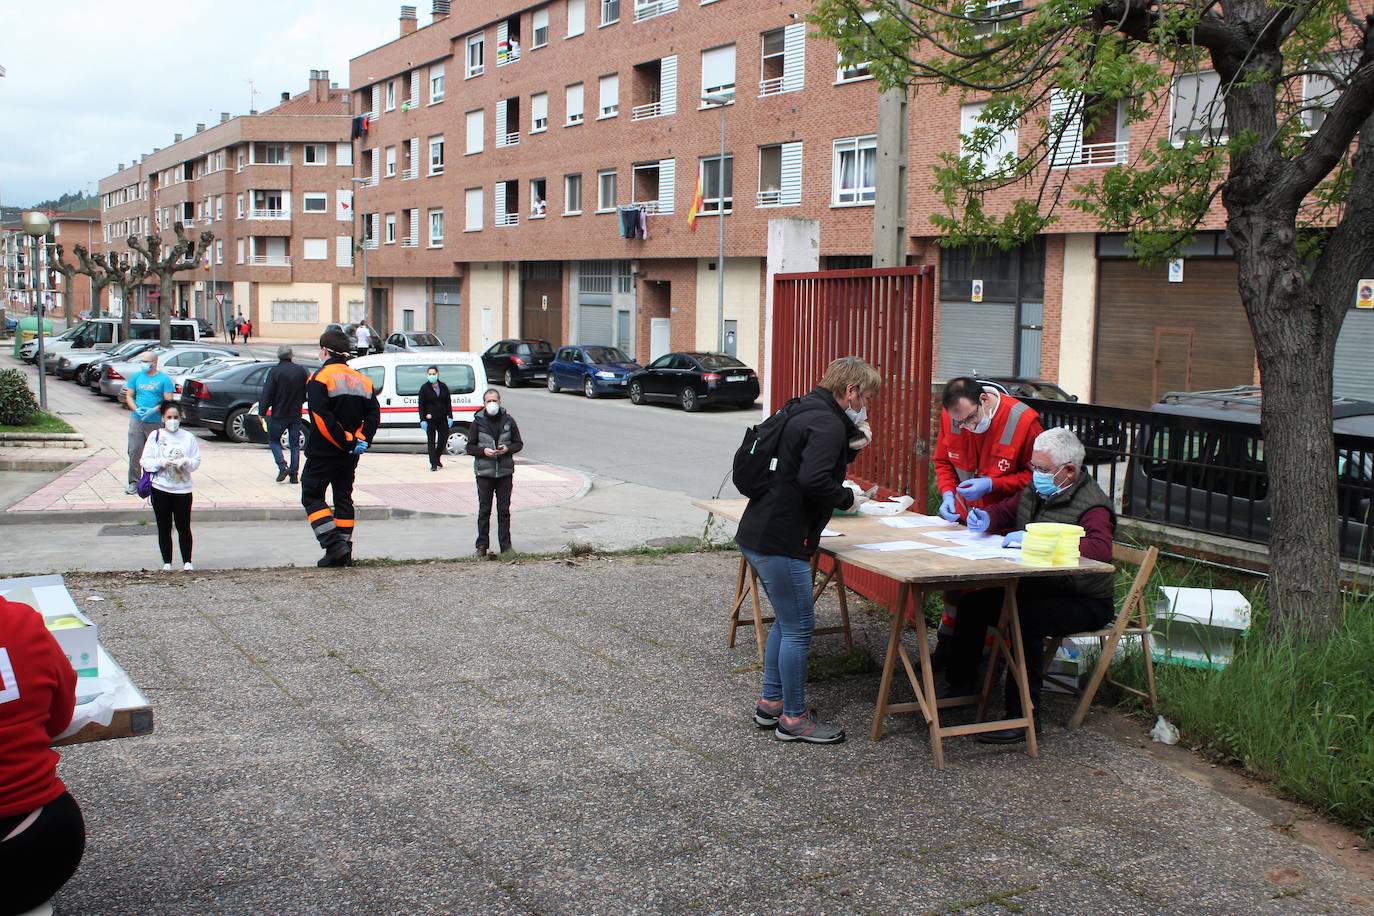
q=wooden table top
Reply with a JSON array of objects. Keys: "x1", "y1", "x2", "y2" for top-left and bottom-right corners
[{"x1": 693, "y1": 498, "x2": 1114, "y2": 586}]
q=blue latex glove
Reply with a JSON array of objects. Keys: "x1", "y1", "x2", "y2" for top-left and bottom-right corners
[
  {"x1": 938, "y1": 491, "x2": 959, "y2": 522},
  {"x1": 956, "y1": 476, "x2": 994, "y2": 501},
  {"x1": 966, "y1": 507, "x2": 990, "y2": 534},
  {"x1": 1002, "y1": 530, "x2": 1025, "y2": 549},
  {"x1": 352, "y1": 440, "x2": 369, "y2": 455},
  {"x1": 419, "y1": 420, "x2": 428, "y2": 432}
]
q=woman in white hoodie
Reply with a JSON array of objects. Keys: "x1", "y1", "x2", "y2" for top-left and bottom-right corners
[{"x1": 140, "y1": 401, "x2": 202, "y2": 571}]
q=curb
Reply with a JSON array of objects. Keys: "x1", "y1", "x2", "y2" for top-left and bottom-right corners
[
  {"x1": 0, "y1": 458, "x2": 77, "y2": 473},
  {"x1": 0, "y1": 505, "x2": 457, "y2": 527},
  {"x1": 0, "y1": 433, "x2": 85, "y2": 449}
]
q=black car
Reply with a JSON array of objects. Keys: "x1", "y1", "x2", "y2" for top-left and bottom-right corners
[
  {"x1": 180, "y1": 360, "x2": 275, "y2": 442},
  {"x1": 978, "y1": 377, "x2": 1077, "y2": 402},
  {"x1": 482, "y1": 339, "x2": 553, "y2": 388},
  {"x1": 628, "y1": 352, "x2": 759, "y2": 412}
]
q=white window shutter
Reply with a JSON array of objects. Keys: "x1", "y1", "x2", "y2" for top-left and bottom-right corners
[
  {"x1": 409, "y1": 137, "x2": 419, "y2": 173},
  {"x1": 370, "y1": 213, "x2": 380, "y2": 241},
  {"x1": 410, "y1": 69, "x2": 420, "y2": 106},
  {"x1": 1048, "y1": 89, "x2": 1084, "y2": 166},
  {"x1": 495, "y1": 100, "x2": 507, "y2": 143},
  {"x1": 495, "y1": 182, "x2": 507, "y2": 222},
  {"x1": 497, "y1": 20, "x2": 508, "y2": 47},
  {"x1": 337, "y1": 190, "x2": 353, "y2": 221},
  {"x1": 660, "y1": 55, "x2": 677, "y2": 115},
  {"x1": 336, "y1": 236, "x2": 353, "y2": 267},
  {"x1": 783, "y1": 23, "x2": 806, "y2": 92},
  {"x1": 657, "y1": 158, "x2": 675, "y2": 212},
  {"x1": 370, "y1": 84, "x2": 381, "y2": 117},
  {"x1": 780, "y1": 142, "x2": 803, "y2": 205}
]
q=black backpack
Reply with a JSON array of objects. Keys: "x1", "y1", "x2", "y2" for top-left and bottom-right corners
[{"x1": 732, "y1": 398, "x2": 802, "y2": 499}]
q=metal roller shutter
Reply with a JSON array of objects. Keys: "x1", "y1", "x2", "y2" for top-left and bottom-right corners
[
  {"x1": 1335, "y1": 308, "x2": 1374, "y2": 401},
  {"x1": 432, "y1": 279, "x2": 462, "y2": 348},
  {"x1": 938, "y1": 300, "x2": 1016, "y2": 378},
  {"x1": 578, "y1": 302, "x2": 613, "y2": 346}
]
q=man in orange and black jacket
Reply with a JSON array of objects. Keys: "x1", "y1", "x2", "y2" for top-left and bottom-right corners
[{"x1": 302, "y1": 329, "x2": 380, "y2": 567}]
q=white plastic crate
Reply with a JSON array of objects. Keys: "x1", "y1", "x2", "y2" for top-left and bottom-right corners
[{"x1": 1151, "y1": 586, "x2": 1251, "y2": 670}]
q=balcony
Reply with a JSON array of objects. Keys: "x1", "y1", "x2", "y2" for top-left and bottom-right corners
[
  {"x1": 497, "y1": 131, "x2": 520, "y2": 148},
  {"x1": 630, "y1": 199, "x2": 667, "y2": 214},
  {"x1": 495, "y1": 213, "x2": 519, "y2": 227},
  {"x1": 1055, "y1": 139, "x2": 1128, "y2": 168},
  {"x1": 402, "y1": 235, "x2": 420, "y2": 248},
  {"x1": 248, "y1": 255, "x2": 292, "y2": 266},
  {"x1": 249, "y1": 209, "x2": 288, "y2": 220},
  {"x1": 631, "y1": 101, "x2": 664, "y2": 121},
  {"x1": 634, "y1": 0, "x2": 677, "y2": 21},
  {"x1": 402, "y1": 167, "x2": 418, "y2": 180}
]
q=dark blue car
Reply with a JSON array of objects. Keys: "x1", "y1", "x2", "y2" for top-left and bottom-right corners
[{"x1": 546, "y1": 345, "x2": 642, "y2": 398}]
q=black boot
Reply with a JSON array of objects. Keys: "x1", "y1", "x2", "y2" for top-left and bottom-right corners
[{"x1": 317, "y1": 542, "x2": 351, "y2": 567}]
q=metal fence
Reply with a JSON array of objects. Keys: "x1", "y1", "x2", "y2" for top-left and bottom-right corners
[{"x1": 1026, "y1": 399, "x2": 1374, "y2": 562}]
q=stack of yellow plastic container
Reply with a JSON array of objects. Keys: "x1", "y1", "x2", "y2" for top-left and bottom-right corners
[{"x1": 1021, "y1": 522, "x2": 1086, "y2": 566}]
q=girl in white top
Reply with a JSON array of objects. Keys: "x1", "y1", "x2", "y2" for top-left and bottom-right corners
[{"x1": 140, "y1": 401, "x2": 202, "y2": 571}]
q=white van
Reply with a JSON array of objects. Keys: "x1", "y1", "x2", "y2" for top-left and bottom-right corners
[
  {"x1": 348, "y1": 351, "x2": 487, "y2": 453},
  {"x1": 37, "y1": 317, "x2": 200, "y2": 372}
]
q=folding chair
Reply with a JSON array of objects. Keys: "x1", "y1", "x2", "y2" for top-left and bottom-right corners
[{"x1": 1041, "y1": 544, "x2": 1160, "y2": 729}]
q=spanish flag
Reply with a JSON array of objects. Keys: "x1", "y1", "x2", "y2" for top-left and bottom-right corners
[{"x1": 687, "y1": 174, "x2": 704, "y2": 232}]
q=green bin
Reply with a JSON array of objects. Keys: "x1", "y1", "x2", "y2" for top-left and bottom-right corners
[{"x1": 12, "y1": 316, "x2": 55, "y2": 359}]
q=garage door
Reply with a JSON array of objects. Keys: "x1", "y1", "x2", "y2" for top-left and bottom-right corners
[
  {"x1": 1335, "y1": 308, "x2": 1374, "y2": 401},
  {"x1": 433, "y1": 279, "x2": 462, "y2": 349},
  {"x1": 1093, "y1": 259, "x2": 1255, "y2": 408},
  {"x1": 938, "y1": 300, "x2": 1016, "y2": 378},
  {"x1": 578, "y1": 302, "x2": 613, "y2": 346}
]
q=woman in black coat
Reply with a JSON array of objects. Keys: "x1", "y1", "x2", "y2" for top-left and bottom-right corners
[{"x1": 416, "y1": 366, "x2": 454, "y2": 470}]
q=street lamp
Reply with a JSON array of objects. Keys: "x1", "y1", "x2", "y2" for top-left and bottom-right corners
[
  {"x1": 701, "y1": 92, "x2": 732, "y2": 355},
  {"x1": 351, "y1": 177, "x2": 370, "y2": 331},
  {"x1": 21, "y1": 211, "x2": 51, "y2": 411}
]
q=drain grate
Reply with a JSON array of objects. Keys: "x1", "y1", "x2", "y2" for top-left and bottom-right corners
[{"x1": 98, "y1": 525, "x2": 155, "y2": 537}]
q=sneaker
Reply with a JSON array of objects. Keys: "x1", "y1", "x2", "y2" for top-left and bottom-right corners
[
  {"x1": 125, "y1": 483, "x2": 138, "y2": 495},
  {"x1": 775, "y1": 710, "x2": 845, "y2": 745},
  {"x1": 182, "y1": 562, "x2": 194, "y2": 571},
  {"x1": 754, "y1": 702, "x2": 814, "y2": 729},
  {"x1": 289, "y1": 475, "x2": 299, "y2": 484},
  {"x1": 161, "y1": 563, "x2": 172, "y2": 572},
  {"x1": 276, "y1": 468, "x2": 289, "y2": 482}
]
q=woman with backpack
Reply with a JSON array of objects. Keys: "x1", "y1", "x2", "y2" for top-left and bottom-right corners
[
  {"x1": 735, "y1": 357, "x2": 879, "y2": 745},
  {"x1": 140, "y1": 401, "x2": 202, "y2": 571}
]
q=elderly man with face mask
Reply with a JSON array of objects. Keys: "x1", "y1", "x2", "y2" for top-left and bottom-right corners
[
  {"x1": 121, "y1": 351, "x2": 176, "y2": 495},
  {"x1": 944, "y1": 427, "x2": 1117, "y2": 743},
  {"x1": 465, "y1": 388, "x2": 524, "y2": 558}
]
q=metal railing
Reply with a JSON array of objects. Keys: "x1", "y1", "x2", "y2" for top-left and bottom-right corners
[
  {"x1": 1024, "y1": 398, "x2": 1374, "y2": 561},
  {"x1": 248, "y1": 208, "x2": 287, "y2": 219},
  {"x1": 247, "y1": 255, "x2": 291, "y2": 266},
  {"x1": 756, "y1": 189, "x2": 798, "y2": 207},
  {"x1": 401, "y1": 167, "x2": 417, "y2": 180},
  {"x1": 631, "y1": 101, "x2": 663, "y2": 121},
  {"x1": 629, "y1": 199, "x2": 667, "y2": 214},
  {"x1": 495, "y1": 212, "x2": 519, "y2": 227},
  {"x1": 634, "y1": 0, "x2": 677, "y2": 21},
  {"x1": 497, "y1": 131, "x2": 520, "y2": 148},
  {"x1": 363, "y1": 239, "x2": 380, "y2": 250},
  {"x1": 1054, "y1": 139, "x2": 1129, "y2": 168},
  {"x1": 759, "y1": 76, "x2": 797, "y2": 97},
  {"x1": 402, "y1": 236, "x2": 419, "y2": 248}
]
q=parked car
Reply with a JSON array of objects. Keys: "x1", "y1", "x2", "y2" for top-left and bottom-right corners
[
  {"x1": 20, "y1": 321, "x2": 87, "y2": 363},
  {"x1": 977, "y1": 376, "x2": 1123, "y2": 463},
  {"x1": 384, "y1": 330, "x2": 446, "y2": 352},
  {"x1": 628, "y1": 352, "x2": 759, "y2": 412},
  {"x1": 37, "y1": 317, "x2": 199, "y2": 373},
  {"x1": 482, "y1": 339, "x2": 553, "y2": 388},
  {"x1": 179, "y1": 360, "x2": 274, "y2": 442},
  {"x1": 196, "y1": 317, "x2": 214, "y2": 337},
  {"x1": 978, "y1": 377, "x2": 1078, "y2": 402},
  {"x1": 547, "y1": 345, "x2": 642, "y2": 398},
  {"x1": 63, "y1": 338, "x2": 157, "y2": 383},
  {"x1": 99, "y1": 344, "x2": 240, "y2": 399},
  {"x1": 348, "y1": 351, "x2": 487, "y2": 453}
]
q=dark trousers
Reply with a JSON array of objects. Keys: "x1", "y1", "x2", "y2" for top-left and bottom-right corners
[
  {"x1": 950, "y1": 580, "x2": 1113, "y2": 715},
  {"x1": 426, "y1": 420, "x2": 447, "y2": 468},
  {"x1": 268, "y1": 418, "x2": 303, "y2": 477},
  {"x1": 475, "y1": 474, "x2": 513, "y2": 552},
  {"x1": 0, "y1": 791, "x2": 86, "y2": 916},
  {"x1": 150, "y1": 488, "x2": 193, "y2": 564},
  {"x1": 301, "y1": 454, "x2": 358, "y2": 551}
]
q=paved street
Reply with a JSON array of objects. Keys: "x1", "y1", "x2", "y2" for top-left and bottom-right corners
[{"x1": 54, "y1": 558, "x2": 1374, "y2": 914}]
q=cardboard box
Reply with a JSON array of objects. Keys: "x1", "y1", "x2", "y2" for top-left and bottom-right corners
[{"x1": 0, "y1": 575, "x2": 99, "y2": 677}]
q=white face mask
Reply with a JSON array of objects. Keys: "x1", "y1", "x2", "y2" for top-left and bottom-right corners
[
  {"x1": 165, "y1": 418, "x2": 181, "y2": 433},
  {"x1": 484, "y1": 401, "x2": 500, "y2": 416}
]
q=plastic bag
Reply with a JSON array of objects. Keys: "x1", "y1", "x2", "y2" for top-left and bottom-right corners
[
  {"x1": 55, "y1": 677, "x2": 119, "y2": 740},
  {"x1": 1150, "y1": 715, "x2": 1180, "y2": 745},
  {"x1": 858, "y1": 495, "x2": 916, "y2": 517}
]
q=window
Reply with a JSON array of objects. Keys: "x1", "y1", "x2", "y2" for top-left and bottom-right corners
[
  {"x1": 429, "y1": 135, "x2": 445, "y2": 174},
  {"x1": 385, "y1": 146, "x2": 397, "y2": 177},
  {"x1": 757, "y1": 142, "x2": 802, "y2": 206},
  {"x1": 302, "y1": 238, "x2": 328, "y2": 260},
  {"x1": 832, "y1": 135, "x2": 877, "y2": 205},
  {"x1": 1300, "y1": 53, "x2": 1356, "y2": 132},
  {"x1": 385, "y1": 80, "x2": 397, "y2": 110},
  {"x1": 597, "y1": 169, "x2": 618, "y2": 211},
  {"x1": 968, "y1": 0, "x2": 1024, "y2": 36},
  {"x1": 635, "y1": 0, "x2": 679, "y2": 21},
  {"x1": 429, "y1": 63, "x2": 446, "y2": 103},
  {"x1": 837, "y1": 10, "x2": 879, "y2": 81},
  {"x1": 1171, "y1": 71, "x2": 1226, "y2": 144},
  {"x1": 429, "y1": 209, "x2": 444, "y2": 245},
  {"x1": 564, "y1": 173, "x2": 583, "y2": 214},
  {"x1": 385, "y1": 213, "x2": 396, "y2": 244},
  {"x1": 599, "y1": 74, "x2": 619, "y2": 117},
  {"x1": 337, "y1": 142, "x2": 352, "y2": 166},
  {"x1": 759, "y1": 24, "x2": 804, "y2": 95},
  {"x1": 568, "y1": 0, "x2": 585, "y2": 36},
  {"x1": 566, "y1": 83, "x2": 584, "y2": 124},
  {"x1": 532, "y1": 7, "x2": 549, "y2": 47},
  {"x1": 236, "y1": 194, "x2": 244, "y2": 218},
  {"x1": 215, "y1": 196, "x2": 224, "y2": 221},
  {"x1": 701, "y1": 44, "x2": 736, "y2": 99},
  {"x1": 215, "y1": 240, "x2": 224, "y2": 264},
  {"x1": 466, "y1": 110, "x2": 485, "y2": 154},
  {"x1": 959, "y1": 102, "x2": 1019, "y2": 175},
  {"x1": 530, "y1": 178, "x2": 547, "y2": 216},
  {"x1": 467, "y1": 33, "x2": 485, "y2": 77},
  {"x1": 398, "y1": 363, "x2": 476, "y2": 395},
  {"x1": 602, "y1": 0, "x2": 620, "y2": 24},
  {"x1": 303, "y1": 193, "x2": 328, "y2": 213},
  {"x1": 303, "y1": 143, "x2": 327, "y2": 165},
  {"x1": 531, "y1": 92, "x2": 549, "y2": 132},
  {"x1": 260, "y1": 143, "x2": 287, "y2": 164},
  {"x1": 700, "y1": 155, "x2": 733, "y2": 213},
  {"x1": 271, "y1": 300, "x2": 320, "y2": 323},
  {"x1": 466, "y1": 187, "x2": 484, "y2": 230}
]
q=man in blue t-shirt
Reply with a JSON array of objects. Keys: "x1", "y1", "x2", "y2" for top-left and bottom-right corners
[{"x1": 122, "y1": 351, "x2": 176, "y2": 494}]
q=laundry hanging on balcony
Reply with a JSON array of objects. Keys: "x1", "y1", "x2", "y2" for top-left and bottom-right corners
[
  {"x1": 351, "y1": 114, "x2": 371, "y2": 139},
  {"x1": 618, "y1": 205, "x2": 649, "y2": 240}
]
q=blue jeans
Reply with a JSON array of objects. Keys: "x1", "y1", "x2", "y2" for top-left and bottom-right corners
[
  {"x1": 741, "y1": 548, "x2": 815, "y2": 717},
  {"x1": 268, "y1": 418, "x2": 303, "y2": 476}
]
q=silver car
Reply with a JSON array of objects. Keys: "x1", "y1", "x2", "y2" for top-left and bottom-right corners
[{"x1": 99, "y1": 345, "x2": 240, "y2": 399}]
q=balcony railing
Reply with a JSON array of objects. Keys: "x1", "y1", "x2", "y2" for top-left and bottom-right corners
[
  {"x1": 247, "y1": 255, "x2": 291, "y2": 266},
  {"x1": 368, "y1": 175, "x2": 380, "y2": 187},
  {"x1": 634, "y1": 0, "x2": 677, "y2": 21},
  {"x1": 249, "y1": 208, "x2": 287, "y2": 219},
  {"x1": 1054, "y1": 139, "x2": 1129, "y2": 168},
  {"x1": 757, "y1": 189, "x2": 801, "y2": 207},
  {"x1": 495, "y1": 212, "x2": 519, "y2": 227},
  {"x1": 630, "y1": 199, "x2": 668, "y2": 214},
  {"x1": 402, "y1": 167, "x2": 417, "y2": 180},
  {"x1": 497, "y1": 131, "x2": 520, "y2": 148},
  {"x1": 363, "y1": 239, "x2": 380, "y2": 250},
  {"x1": 181, "y1": 218, "x2": 198, "y2": 227},
  {"x1": 402, "y1": 236, "x2": 420, "y2": 248},
  {"x1": 631, "y1": 101, "x2": 663, "y2": 121}
]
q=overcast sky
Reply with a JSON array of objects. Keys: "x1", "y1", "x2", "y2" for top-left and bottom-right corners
[{"x1": 1, "y1": 1, "x2": 401, "y2": 207}]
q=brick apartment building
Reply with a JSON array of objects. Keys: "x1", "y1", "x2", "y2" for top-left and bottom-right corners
[
  {"x1": 96, "y1": 71, "x2": 363, "y2": 338},
  {"x1": 2, "y1": 209, "x2": 102, "y2": 319},
  {"x1": 347, "y1": 0, "x2": 1372, "y2": 406}
]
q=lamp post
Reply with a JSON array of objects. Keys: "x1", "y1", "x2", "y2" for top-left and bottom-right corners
[
  {"x1": 351, "y1": 177, "x2": 369, "y2": 331},
  {"x1": 21, "y1": 211, "x2": 50, "y2": 411},
  {"x1": 701, "y1": 92, "x2": 732, "y2": 354}
]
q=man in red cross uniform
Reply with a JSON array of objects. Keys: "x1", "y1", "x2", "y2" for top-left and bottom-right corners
[{"x1": 931, "y1": 376, "x2": 1043, "y2": 667}]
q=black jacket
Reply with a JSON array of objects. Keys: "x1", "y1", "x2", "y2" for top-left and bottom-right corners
[
  {"x1": 260, "y1": 359, "x2": 308, "y2": 422},
  {"x1": 465, "y1": 408, "x2": 524, "y2": 478},
  {"x1": 735, "y1": 387, "x2": 858, "y2": 560},
  {"x1": 417, "y1": 380, "x2": 453, "y2": 423},
  {"x1": 304, "y1": 356, "x2": 382, "y2": 458}
]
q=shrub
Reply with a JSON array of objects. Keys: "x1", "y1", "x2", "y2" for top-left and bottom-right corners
[{"x1": 0, "y1": 368, "x2": 39, "y2": 425}]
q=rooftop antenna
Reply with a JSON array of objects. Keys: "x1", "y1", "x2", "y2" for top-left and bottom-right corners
[{"x1": 244, "y1": 79, "x2": 259, "y2": 113}]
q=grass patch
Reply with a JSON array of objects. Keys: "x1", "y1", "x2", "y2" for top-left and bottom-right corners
[{"x1": 0, "y1": 410, "x2": 74, "y2": 434}]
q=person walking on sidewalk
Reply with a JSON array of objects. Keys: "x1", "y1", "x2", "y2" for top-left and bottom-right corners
[
  {"x1": 140, "y1": 401, "x2": 202, "y2": 572},
  {"x1": 736, "y1": 356, "x2": 881, "y2": 745},
  {"x1": 301, "y1": 329, "x2": 380, "y2": 567},
  {"x1": 240, "y1": 318, "x2": 252, "y2": 346},
  {"x1": 260, "y1": 345, "x2": 309, "y2": 483},
  {"x1": 465, "y1": 389, "x2": 523, "y2": 557},
  {"x1": 417, "y1": 365, "x2": 453, "y2": 472},
  {"x1": 122, "y1": 352, "x2": 175, "y2": 495}
]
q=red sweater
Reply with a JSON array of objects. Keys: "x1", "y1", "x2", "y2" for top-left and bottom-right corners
[{"x1": 0, "y1": 597, "x2": 76, "y2": 818}]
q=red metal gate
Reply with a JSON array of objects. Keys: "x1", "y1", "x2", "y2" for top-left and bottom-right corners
[{"x1": 769, "y1": 265, "x2": 937, "y2": 609}]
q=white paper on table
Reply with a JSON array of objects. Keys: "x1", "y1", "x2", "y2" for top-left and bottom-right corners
[
  {"x1": 924, "y1": 529, "x2": 1002, "y2": 545},
  {"x1": 930, "y1": 545, "x2": 1024, "y2": 561},
  {"x1": 879, "y1": 515, "x2": 954, "y2": 529},
  {"x1": 820, "y1": 528, "x2": 843, "y2": 537},
  {"x1": 854, "y1": 540, "x2": 941, "y2": 552}
]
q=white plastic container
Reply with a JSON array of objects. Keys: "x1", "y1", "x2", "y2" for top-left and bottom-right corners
[{"x1": 1151, "y1": 586, "x2": 1251, "y2": 670}]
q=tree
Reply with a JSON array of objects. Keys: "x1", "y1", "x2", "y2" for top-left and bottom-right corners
[
  {"x1": 815, "y1": 0, "x2": 1374, "y2": 637},
  {"x1": 105, "y1": 252, "x2": 150, "y2": 339},
  {"x1": 51, "y1": 244, "x2": 113, "y2": 320},
  {"x1": 126, "y1": 222, "x2": 215, "y2": 346}
]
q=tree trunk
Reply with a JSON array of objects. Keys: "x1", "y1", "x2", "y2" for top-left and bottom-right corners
[
  {"x1": 120, "y1": 290, "x2": 133, "y2": 342},
  {"x1": 159, "y1": 276, "x2": 174, "y2": 346}
]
